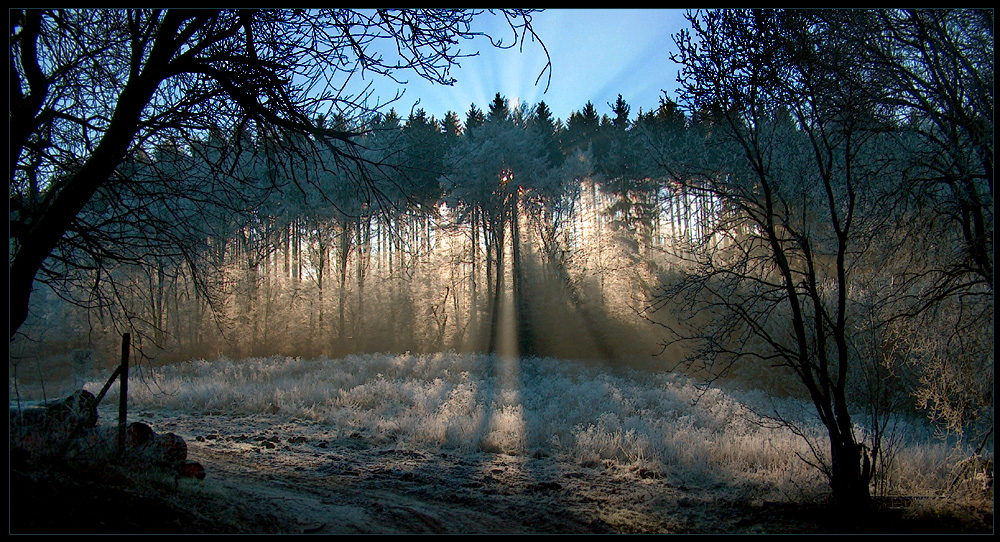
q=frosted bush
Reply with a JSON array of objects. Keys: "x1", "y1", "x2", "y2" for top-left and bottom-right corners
[
  {"x1": 480, "y1": 404, "x2": 528, "y2": 454},
  {"x1": 573, "y1": 412, "x2": 656, "y2": 468}
]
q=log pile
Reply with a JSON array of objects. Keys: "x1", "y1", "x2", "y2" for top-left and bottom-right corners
[
  {"x1": 10, "y1": 389, "x2": 205, "y2": 481},
  {"x1": 123, "y1": 421, "x2": 206, "y2": 480},
  {"x1": 10, "y1": 389, "x2": 99, "y2": 460}
]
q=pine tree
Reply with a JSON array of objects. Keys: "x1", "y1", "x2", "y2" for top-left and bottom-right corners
[
  {"x1": 530, "y1": 101, "x2": 564, "y2": 168},
  {"x1": 487, "y1": 92, "x2": 510, "y2": 123},
  {"x1": 443, "y1": 111, "x2": 463, "y2": 139},
  {"x1": 465, "y1": 103, "x2": 485, "y2": 133},
  {"x1": 610, "y1": 94, "x2": 631, "y2": 130}
]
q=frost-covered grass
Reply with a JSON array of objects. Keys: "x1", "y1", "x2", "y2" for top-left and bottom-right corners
[{"x1": 102, "y1": 352, "x2": 968, "y2": 501}]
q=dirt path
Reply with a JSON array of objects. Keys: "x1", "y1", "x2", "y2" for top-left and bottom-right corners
[
  {"x1": 13, "y1": 404, "x2": 988, "y2": 534},
  {"x1": 148, "y1": 411, "x2": 836, "y2": 534}
]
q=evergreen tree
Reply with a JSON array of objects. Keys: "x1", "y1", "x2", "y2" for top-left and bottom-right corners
[
  {"x1": 487, "y1": 92, "x2": 511, "y2": 123},
  {"x1": 610, "y1": 94, "x2": 631, "y2": 130},
  {"x1": 402, "y1": 108, "x2": 446, "y2": 209},
  {"x1": 465, "y1": 103, "x2": 485, "y2": 134},
  {"x1": 442, "y1": 111, "x2": 463, "y2": 139},
  {"x1": 565, "y1": 101, "x2": 601, "y2": 153},
  {"x1": 529, "y1": 101, "x2": 564, "y2": 168},
  {"x1": 564, "y1": 101, "x2": 615, "y2": 176}
]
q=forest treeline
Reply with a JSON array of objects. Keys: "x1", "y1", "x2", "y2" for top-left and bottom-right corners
[{"x1": 16, "y1": 91, "x2": 702, "y2": 364}]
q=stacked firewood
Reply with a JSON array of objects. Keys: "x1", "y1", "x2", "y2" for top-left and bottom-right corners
[
  {"x1": 122, "y1": 420, "x2": 206, "y2": 480},
  {"x1": 10, "y1": 389, "x2": 204, "y2": 480}
]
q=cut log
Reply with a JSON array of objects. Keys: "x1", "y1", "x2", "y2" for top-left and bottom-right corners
[
  {"x1": 153, "y1": 432, "x2": 188, "y2": 464},
  {"x1": 126, "y1": 421, "x2": 155, "y2": 447},
  {"x1": 180, "y1": 460, "x2": 207, "y2": 480},
  {"x1": 123, "y1": 425, "x2": 188, "y2": 467},
  {"x1": 9, "y1": 390, "x2": 99, "y2": 458}
]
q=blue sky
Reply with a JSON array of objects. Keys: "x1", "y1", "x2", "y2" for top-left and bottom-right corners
[{"x1": 370, "y1": 9, "x2": 691, "y2": 125}]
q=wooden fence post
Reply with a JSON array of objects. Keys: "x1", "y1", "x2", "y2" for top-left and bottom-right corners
[{"x1": 116, "y1": 332, "x2": 130, "y2": 460}]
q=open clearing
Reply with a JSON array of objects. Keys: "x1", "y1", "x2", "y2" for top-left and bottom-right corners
[{"x1": 10, "y1": 353, "x2": 993, "y2": 534}]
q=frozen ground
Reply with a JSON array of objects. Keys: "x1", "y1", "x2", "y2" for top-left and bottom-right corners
[
  {"x1": 132, "y1": 409, "x2": 833, "y2": 534},
  {"x1": 12, "y1": 352, "x2": 988, "y2": 533}
]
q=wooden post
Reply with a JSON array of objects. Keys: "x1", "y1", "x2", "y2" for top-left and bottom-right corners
[
  {"x1": 116, "y1": 332, "x2": 130, "y2": 459},
  {"x1": 94, "y1": 365, "x2": 122, "y2": 407}
]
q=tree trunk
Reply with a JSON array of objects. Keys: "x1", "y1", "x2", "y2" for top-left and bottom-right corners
[
  {"x1": 487, "y1": 210, "x2": 505, "y2": 354},
  {"x1": 9, "y1": 12, "x2": 194, "y2": 339},
  {"x1": 469, "y1": 206, "x2": 479, "y2": 346},
  {"x1": 829, "y1": 432, "x2": 874, "y2": 514},
  {"x1": 511, "y1": 195, "x2": 534, "y2": 357},
  {"x1": 337, "y1": 219, "x2": 353, "y2": 347},
  {"x1": 354, "y1": 216, "x2": 370, "y2": 346}
]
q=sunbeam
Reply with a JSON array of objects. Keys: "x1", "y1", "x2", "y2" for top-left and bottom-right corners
[{"x1": 385, "y1": 9, "x2": 688, "y2": 122}]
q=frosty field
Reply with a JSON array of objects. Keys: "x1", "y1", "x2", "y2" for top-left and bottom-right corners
[{"x1": 17, "y1": 351, "x2": 974, "y2": 533}]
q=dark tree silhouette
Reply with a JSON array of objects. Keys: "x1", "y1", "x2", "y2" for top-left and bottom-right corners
[
  {"x1": 654, "y1": 8, "x2": 992, "y2": 512},
  {"x1": 9, "y1": 8, "x2": 548, "y2": 340}
]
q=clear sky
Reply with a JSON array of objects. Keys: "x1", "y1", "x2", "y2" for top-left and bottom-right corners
[{"x1": 368, "y1": 9, "x2": 691, "y2": 125}]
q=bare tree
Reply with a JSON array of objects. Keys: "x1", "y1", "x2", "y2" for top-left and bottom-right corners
[
  {"x1": 649, "y1": 8, "x2": 986, "y2": 512},
  {"x1": 9, "y1": 9, "x2": 549, "y2": 340},
  {"x1": 870, "y1": 9, "x2": 993, "y2": 294}
]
